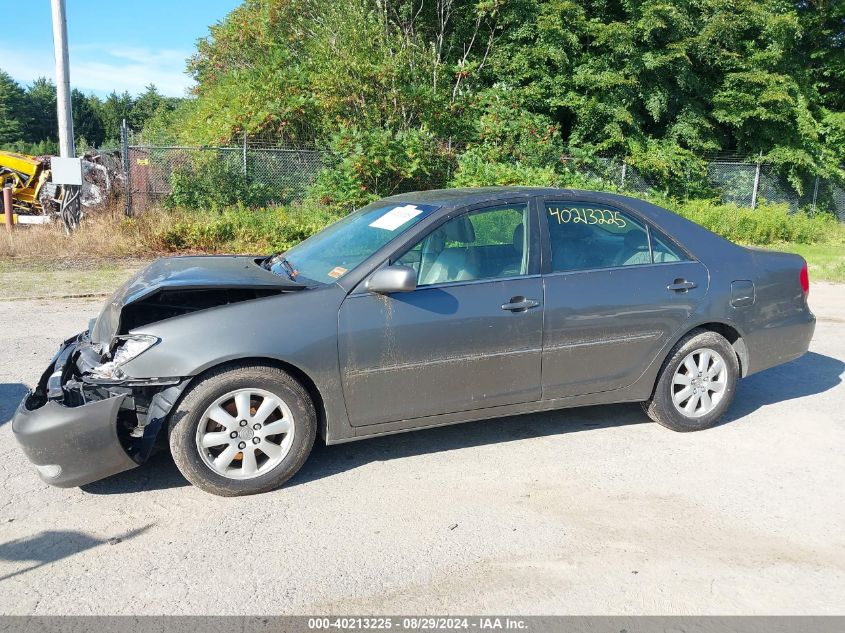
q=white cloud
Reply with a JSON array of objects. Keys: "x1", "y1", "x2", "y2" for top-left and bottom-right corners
[
  {"x1": 107, "y1": 47, "x2": 190, "y2": 66},
  {"x1": 1, "y1": 43, "x2": 194, "y2": 97}
]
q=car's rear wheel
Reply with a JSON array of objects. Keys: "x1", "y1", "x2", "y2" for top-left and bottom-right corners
[
  {"x1": 169, "y1": 363, "x2": 316, "y2": 496},
  {"x1": 642, "y1": 329, "x2": 739, "y2": 432}
]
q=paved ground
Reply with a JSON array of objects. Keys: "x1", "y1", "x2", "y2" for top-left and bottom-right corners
[{"x1": 0, "y1": 286, "x2": 842, "y2": 615}]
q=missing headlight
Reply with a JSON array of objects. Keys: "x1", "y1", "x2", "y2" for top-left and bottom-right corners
[{"x1": 89, "y1": 335, "x2": 159, "y2": 380}]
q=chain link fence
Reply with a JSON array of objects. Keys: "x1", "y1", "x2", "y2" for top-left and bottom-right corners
[
  {"x1": 107, "y1": 123, "x2": 845, "y2": 221},
  {"x1": 566, "y1": 156, "x2": 845, "y2": 221},
  {"x1": 125, "y1": 145, "x2": 323, "y2": 212},
  {"x1": 118, "y1": 126, "x2": 323, "y2": 213},
  {"x1": 564, "y1": 157, "x2": 655, "y2": 197}
]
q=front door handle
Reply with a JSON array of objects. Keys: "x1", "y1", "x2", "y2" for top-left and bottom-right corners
[
  {"x1": 502, "y1": 297, "x2": 540, "y2": 312},
  {"x1": 667, "y1": 279, "x2": 697, "y2": 292}
]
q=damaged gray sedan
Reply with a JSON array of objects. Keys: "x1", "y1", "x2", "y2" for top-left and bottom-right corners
[{"x1": 12, "y1": 188, "x2": 816, "y2": 496}]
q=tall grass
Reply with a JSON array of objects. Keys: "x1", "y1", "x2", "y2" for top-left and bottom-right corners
[
  {"x1": 670, "y1": 200, "x2": 843, "y2": 245},
  {"x1": 149, "y1": 202, "x2": 340, "y2": 253},
  {"x1": 0, "y1": 202, "x2": 341, "y2": 260},
  {"x1": 1, "y1": 196, "x2": 842, "y2": 263},
  {"x1": 0, "y1": 205, "x2": 169, "y2": 260}
]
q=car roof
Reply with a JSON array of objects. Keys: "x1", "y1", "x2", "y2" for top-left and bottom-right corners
[
  {"x1": 383, "y1": 186, "x2": 662, "y2": 211},
  {"x1": 382, "y1": 186, "x2": 563, "y2": 208}
]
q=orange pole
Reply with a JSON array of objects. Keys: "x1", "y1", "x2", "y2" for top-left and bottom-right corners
[{"x1": 3, "y1": 185, "x2": 12, "y2": 233}]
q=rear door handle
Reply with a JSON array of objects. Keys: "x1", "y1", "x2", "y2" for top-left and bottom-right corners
[
  {"x1": 667, "y1": 279, "x2": 697, "y2": 292},
  {"x1": 502, "y1": 297, "x2": 540, "y2": 312}
]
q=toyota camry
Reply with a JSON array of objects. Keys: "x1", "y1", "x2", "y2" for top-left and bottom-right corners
[{"x1": 12, "y1": 188, "x2": 815, "y2": 495}]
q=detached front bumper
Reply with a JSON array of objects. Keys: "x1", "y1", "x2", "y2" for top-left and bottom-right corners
[
  {"x1": 12, "y1": 333, "x2": 188, "y2": 488},
  {"x1": 12, "y1": 393, "x2": 138, "y2": 487}
]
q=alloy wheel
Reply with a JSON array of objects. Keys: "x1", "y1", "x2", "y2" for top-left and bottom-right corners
[
  {"x1": 670, "y1": 347, "x2": 729, "y2": 419},
  {"x1": 195, "y1": 388, "x2": 295, "y2": 479}
]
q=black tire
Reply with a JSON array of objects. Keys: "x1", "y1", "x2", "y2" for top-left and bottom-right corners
[
  {"x1": 642, "y1": 329, "x2": 739, "y2": 432},
  {"x1": 169, "y1": 363, "x2": 316, "y2": 496}
]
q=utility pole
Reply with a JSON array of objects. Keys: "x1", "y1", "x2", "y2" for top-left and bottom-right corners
[
  {"x1": 51, "y1": 0, "x2": 75, "y2": 158},
  {"x1": 50, "y1": 0, "x2": 82, "y2": 232}
]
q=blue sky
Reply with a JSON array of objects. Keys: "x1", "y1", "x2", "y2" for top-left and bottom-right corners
[{"x1": 1, "y1": 1, "x2": 242, "y2": 98}]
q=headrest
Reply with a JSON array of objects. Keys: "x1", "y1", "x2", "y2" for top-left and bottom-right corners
[{"x1": 443, "y1": 215, "x2": 475, "y2": 243}]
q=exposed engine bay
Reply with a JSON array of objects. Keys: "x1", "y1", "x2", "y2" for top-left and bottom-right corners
[
  {"x1": 26, "y1": 284, "x2": 291, "y2": 466},
  {"x1": 118, "y1": 287, "x2": 283, "y2": 333}
]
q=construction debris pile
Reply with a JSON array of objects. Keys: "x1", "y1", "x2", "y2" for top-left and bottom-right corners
[
  {"x1": 81, "y1": 150, "x2": 124, "y2": 208},
  {"x1": 1, "y1": 149, "x2": 124, "y2": 229}
]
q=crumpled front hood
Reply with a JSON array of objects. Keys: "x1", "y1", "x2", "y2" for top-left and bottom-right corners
[{"x1": 91, "y1": 255, "x2": 301, "y2": 344}]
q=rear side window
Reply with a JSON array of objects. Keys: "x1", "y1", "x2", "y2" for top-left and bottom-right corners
[
  {"x1": 545, "y1": 203, "x2": 649, "y2": 272},
  {"x1": 544, "y1": 203, "x2": 687, "y2": 272}
]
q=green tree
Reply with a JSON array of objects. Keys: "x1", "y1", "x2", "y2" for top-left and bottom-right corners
[
  {"x1": 100, "y1": 91, "x2": 134, "y2": 143},
  {"x1": 181, "y1": 0, "x2": 496, "y2": 143},
  {"x1": 483, "y1": 0, "x2": 843, "y2": 192},
  {"x1": 70, "y1": 89, "x2": 105, "y2": 148},
  {"x1": 131, "y1": 84, "x2": 173, "y2": 130},
  {"x1": 796, "y1": 0, "x2": 845, "y2": 113},
  {"x1": 24, "y1": 77, "x2": 57, "y2": 144},
  {"x1": 0, "y1": 70, "x2": 29, "y2": 147},
  {"x1": 154, "y1": 0, "x2": 845, "y2": 198}
]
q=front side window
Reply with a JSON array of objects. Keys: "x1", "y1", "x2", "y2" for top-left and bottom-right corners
[
  {"x1": 545, "y1": 203, "x2": 685, "y2": 272},
  {"x1": 395, "y1": 203, "x2": 530, "y2": 286}
]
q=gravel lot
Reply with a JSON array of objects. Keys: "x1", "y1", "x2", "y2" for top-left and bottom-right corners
[{"x1": 0, "y1": 286, "x2": 842, "y2": 615}]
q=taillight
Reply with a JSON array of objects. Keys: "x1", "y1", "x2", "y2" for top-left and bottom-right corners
[{"x1": 800, "y1": 261, "x2": 809, "y2": 295}]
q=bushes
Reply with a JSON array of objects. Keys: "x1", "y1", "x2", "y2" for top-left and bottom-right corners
[
  {"x1": 451, "y1": 148, "x2": 620, "y2": 192},
  {"x1": 311, "y1": 126, "x2": 450, "y2": 213},
  {"x1": 626, "y1": 140, "x2": 712, "y2": 199},
  {"x1": 670, "y1": 200, "x2": 838, "y2": 245},
  {"x1": 449, "y1": 96, "x2": 714, "y2": 198},
  {"x1": 146, "y1": 196, "x2": 839, "y2": 256},
  {"x1": 166, "y1": 155, "x2": 276, "y2": 210},
  {"x1": 451, "y1": 149, "x2": 562, "y2": 187},
  {"x1": 451, "y1": 96, "x2": 568, "y2": 188},
  {"x1": 466, "y1": 97, "x2": 566, "y2": 166},
  {"x1": 149, "y1": 202, "x2": 340, "y2": 253},
  {"x1": 448, "y1": 134, "x2": 838, "y2": 246},
  {"x1": 3, "y1": 197, "x2": 841, "y2": 267}
]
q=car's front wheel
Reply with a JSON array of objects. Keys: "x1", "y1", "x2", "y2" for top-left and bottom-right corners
[
  {"x1": 642, "y1": 329, "x2": 739, "y2": 432},
  {"x1": 169, "y1": 363, "x2": 316, "y2": 496}
]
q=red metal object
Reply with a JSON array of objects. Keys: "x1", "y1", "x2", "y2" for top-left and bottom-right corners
[{"x1": 3, "y1": 184, "x2": 13, "y2": 233}]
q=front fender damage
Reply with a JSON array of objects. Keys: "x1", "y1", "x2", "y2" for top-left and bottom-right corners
[{"x1": 13, "y1": 331, "x2": 189, "y2": 487}]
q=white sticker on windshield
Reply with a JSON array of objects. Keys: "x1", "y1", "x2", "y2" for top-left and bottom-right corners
[{"x1": 369, "y1": 204, "x2": 424, "y2": 231}]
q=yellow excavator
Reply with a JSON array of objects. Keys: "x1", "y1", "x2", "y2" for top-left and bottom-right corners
[{"x1": 0, "y1": 150, "x2": 61, "y2": 218}]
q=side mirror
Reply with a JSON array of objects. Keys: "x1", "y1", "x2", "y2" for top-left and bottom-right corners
[{"x1": 366, "y1": 265, "x2": 418, "y2": 294}]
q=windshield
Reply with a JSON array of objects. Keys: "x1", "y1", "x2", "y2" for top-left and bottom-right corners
[{"x1": 268, "y1": 201, "x2": 439, "y2": 283}]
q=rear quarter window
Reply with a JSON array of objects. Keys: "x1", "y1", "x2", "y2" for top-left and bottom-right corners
[{"x1": 650, "y1": 229, "x2": 688, "y2": 263}]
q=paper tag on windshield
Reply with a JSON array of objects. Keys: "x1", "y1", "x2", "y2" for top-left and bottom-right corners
[{"x1": 369, "y1": 205, "x2": 424, "y2": 231}]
